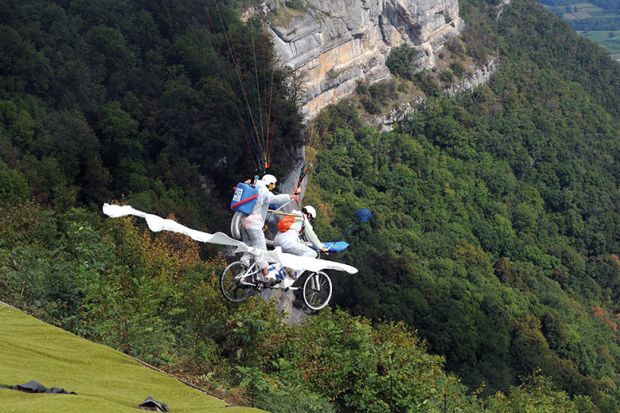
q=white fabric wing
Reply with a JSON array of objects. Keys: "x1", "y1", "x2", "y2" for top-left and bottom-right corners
[{"x1": 102, "y1": 204, "x2": 358, "y2": 274}]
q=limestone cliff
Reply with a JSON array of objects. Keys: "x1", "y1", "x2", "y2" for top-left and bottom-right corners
[{"x1": 260, "y1": 0, "x2": 462, "y2": 119}]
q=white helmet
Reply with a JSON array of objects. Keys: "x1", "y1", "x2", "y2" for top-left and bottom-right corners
[
  {"x1": 262, "y1": 174, "x2": 277, "y2": 186},
  {"x1": 302, "y1": 205, "x2": 317, "y2": 219}
]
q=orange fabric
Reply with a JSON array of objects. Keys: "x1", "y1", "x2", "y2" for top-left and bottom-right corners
[{"x1": 277, "y1": 215, "x2": 296, "y2": 233}]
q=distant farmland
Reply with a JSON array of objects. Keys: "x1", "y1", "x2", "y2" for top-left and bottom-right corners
[
  {"x1": 581, "y1": 30, "x2": 620, "y2": 55},
  {"x1": 541, "y1": 1, "x2": 620, "y2": 60}
]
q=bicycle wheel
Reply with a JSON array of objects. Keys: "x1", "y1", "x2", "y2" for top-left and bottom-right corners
[
  {"x1": 302, "y1": 271, "x2": 332, "y2": 310},
  {"x1": 220, "y1": 261, "x2": 254, "y2": 302}
]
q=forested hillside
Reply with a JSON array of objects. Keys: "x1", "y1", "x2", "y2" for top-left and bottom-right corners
[
  {"x1": 0, "y1": 202, "x2": 595, "y2": 412},
  {"x1": 306, "y1": 0, "x2": 620, "y2": 410},
  {"x1": 0, "y1": 0, "x2": 618, "y2": 412},
  {"x1": 0, "y1": 0, "x2": 303, "y2": 230}
]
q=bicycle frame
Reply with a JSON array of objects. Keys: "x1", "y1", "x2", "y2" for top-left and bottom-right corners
[
  {"x1": 221, "y1": 256, "x2": 333, "y2": 310},
  {"x1": 237, "y1": 261, "x2": 261, "y2": 287},
  {"x1": 236, "y1": 259, "x2": 302, "y2": 291}
]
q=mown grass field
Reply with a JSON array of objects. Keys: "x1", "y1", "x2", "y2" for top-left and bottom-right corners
[{"x1": 0, "y1": 304, "x2": 264, "y2": 413}]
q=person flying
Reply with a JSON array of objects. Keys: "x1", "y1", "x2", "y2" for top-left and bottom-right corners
[
  {"x1": 274, "y1": 205, "x2": 328, "y2": 278},
  {"x1": 240, "y1": 174, "x2": 300, "y2": 283}
]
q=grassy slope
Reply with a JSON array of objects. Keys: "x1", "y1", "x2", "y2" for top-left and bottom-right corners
[{"x1": 0, "y1": 304, "x2": 263, "y2": 413}]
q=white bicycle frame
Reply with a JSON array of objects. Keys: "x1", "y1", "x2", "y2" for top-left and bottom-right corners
[
  {"x1": 236, "y1": 259, "x2": 302, "y2": 291},
  {"x1": 224, "y1": 253, "x2": 333, "y2": 310},
  {"x1": 238, "y1": 260, "x2": 329, "y2": 293},
  {"x1": 235, "y1": 205, "x2": 335, "y2": 295}
]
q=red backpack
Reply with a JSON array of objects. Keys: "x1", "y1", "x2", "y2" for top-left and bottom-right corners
[{"x1": 277, "y1": 215, "x2": 296, "y2": 233}]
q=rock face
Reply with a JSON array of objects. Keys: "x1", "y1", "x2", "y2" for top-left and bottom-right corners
[
  {"x1": 445, "y1": 58, "x2": 498, "y2": 97},
  {"x1": 264, "y1": 0, "x2": 462, "y2": 119}
]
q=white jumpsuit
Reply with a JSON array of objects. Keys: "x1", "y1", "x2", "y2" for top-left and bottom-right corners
[
  {"x1": 240, "y1": 180, "x2": 290, "y2": 270},
  {"x1": 274, "y1": 211, "x2": 323, "y2": 277}
]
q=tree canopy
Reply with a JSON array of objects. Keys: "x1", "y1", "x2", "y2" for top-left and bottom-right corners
[
  {"x1": 0, "y1": 0, "x2": 303, "y2": 229},
  {"x1": 0, "y1": 0, "x2": 618, "y2": 411},
  {"x1": 306, "y1": 0, "x2": 620, "y2": 410}
]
